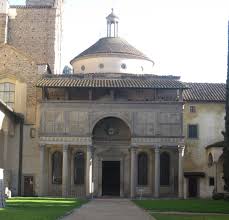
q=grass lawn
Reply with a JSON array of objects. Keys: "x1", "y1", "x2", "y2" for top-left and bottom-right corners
[
  {"x1": 133, "y1": 199, "x2": 229, "y2": 213},
  {"x1": 0, "y1": 197, "x2": 87, "y2": 220},
  {"x1": 152, "y1": 214, "x2": 229, "y2": 220}
]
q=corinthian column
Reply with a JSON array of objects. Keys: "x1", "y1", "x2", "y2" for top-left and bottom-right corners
[
  {"x1": 130, "y1": 145, "x2": 137, "y2": 198},
  {"x1": 39, "y1": 144, "x2": 46, "y2": 196},
  {"x1": 178, "y1": 145, "x2": 185, "y2": 198},
  {"x1": 86, "y1": 145, "x2": 93, "y2": 197},
  {"x1": 154, "y1": 146, "x2": 160, "y2": 198},
  {"x1": 62, "y1": 145, "x2": 69, "y2": 197}
]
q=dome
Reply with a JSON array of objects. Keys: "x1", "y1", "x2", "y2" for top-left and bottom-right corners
[
  {"x1": 70, "y1": 37, "x2": 153, "y2": 63},
  {"x1": 70, "y1": 10, "x2": 155, "y2": 75}
]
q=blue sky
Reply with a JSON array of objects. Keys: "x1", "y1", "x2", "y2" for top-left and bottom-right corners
[{"x1": 9, "y1": 0, "x2": 229, "y2": 82}]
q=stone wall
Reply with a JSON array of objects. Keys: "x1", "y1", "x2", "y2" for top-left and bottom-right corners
[
  {"x1": 40, "y1": 102, "x2": 183, "y2": 138},
  {"x1": 8, "y1": 6, "x2": 62, "y2": 74}
]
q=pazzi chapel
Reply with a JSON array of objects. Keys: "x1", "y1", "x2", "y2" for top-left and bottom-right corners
[{"x1": 0, "y1": 0, "x2": 226, "y2": 199}]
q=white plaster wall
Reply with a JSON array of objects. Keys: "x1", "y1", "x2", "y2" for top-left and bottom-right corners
[
  {"x1": 184, "y1": 103, "x2": 225, "y2": 170},
  {"x1": 72, "y1": 56, "x2": 154, "y2": 74},
  {"x1": 184, "y1": 102, "x2": 225, "y2": 198}
]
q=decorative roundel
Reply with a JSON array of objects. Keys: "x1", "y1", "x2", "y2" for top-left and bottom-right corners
[
  {"x1": 81, "y1": 65, "x2": 85, "y2": 71},
  {"x1": 121, "y1": 63, "x2": 127, "y2": 69},
  {"x1": 99, "y1": 63, "x2": 104, "y2": 69}
]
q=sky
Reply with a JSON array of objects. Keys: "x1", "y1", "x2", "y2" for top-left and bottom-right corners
[{"x1": 9, "y1": 0, "x2": 229, "y2": 82}]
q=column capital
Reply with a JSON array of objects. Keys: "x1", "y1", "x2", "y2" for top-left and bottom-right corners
[
  {"x1": 63, "y1": 144, "x2": 69, "y2": 152},
  {"x1": 178, "y1": 145, "x2": 185, "y2": 154},
  {"x1": 130, "y1": 144, "x2": 138, "y2": 153},
  {"x1": 87, "y1": 145, "x2": 95, "y2": 152},
  {"x1": 39, "y1": 144, "x2": 45, "y2": 150},
  {"x1": 154, "y1": 145, "x2": 161, "y2": 153}
]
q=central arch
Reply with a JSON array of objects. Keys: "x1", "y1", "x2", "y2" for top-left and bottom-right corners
[
  {"x1": 92, "y1": 116, "x2": 131, "y2": 144},
  {"x1": 92, "y1": 116, "x2": 131, "y2": 196}
]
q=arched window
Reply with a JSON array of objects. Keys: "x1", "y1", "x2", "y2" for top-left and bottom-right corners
[
  {"x1": 138, "y1": 152, "x2": 148, "y2": 186},
  {"x1": 74, "y1": 152, "x2": 85, "y2": 185},
  {"x1": 208, "y1": 153, "x2": 213, "y2": 167},
  {"x1": 160, "y1": 152, "x2": 170, "y2": 186},
  {"x1": 52, "y1": 151, "x2": 62, "y2": 184}
]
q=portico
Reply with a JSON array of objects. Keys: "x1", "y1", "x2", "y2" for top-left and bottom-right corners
[{"x1": 38, "y1": 132, "x2": 185, "y2": 198}]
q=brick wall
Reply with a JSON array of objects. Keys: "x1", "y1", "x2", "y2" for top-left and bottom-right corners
[
  {"x1": 0, "y1": 45, "x2": 41, "y2": 124},
  {"x1": 0, "y1": 14, "x2": 7, "y2": 44},
  {"x1": 8, "y1": 6, "x2": 62, "y2": 74}
]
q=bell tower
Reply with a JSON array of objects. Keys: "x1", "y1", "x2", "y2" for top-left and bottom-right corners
[
  {"x1": 106, "y1": 9, "x2": 119, "y2": 37},
  {"x1": 0, "y1": 0, "x2": 9, "y2": 44}
]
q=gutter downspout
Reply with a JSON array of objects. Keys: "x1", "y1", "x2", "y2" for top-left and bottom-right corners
[{"x1": 17, "y1": 116, "x2": 24, "y2": 196}]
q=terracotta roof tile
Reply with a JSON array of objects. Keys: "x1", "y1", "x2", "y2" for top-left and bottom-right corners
[
  {"x1": 70, "y1": 37, "x2": 153, "y2": 63},
  {"x1": 183, "y1": 83, "x2": 225, "y2": 102},
  {"x1": 36, "y1": 74, "x2": 186, "y2": 89}
]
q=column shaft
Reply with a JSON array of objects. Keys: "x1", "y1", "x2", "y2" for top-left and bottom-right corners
[
  {"x1": 178, "y1": 145, "x2": 185, "y2": 198},
  {"x1": 86, "y1": 146, "x2": 92, "y2": 197},
  {"x1": 39, "y1": 144, "x2": 45, "y2": 196},
  {"x1": 130, "y1": 146, "x2": 137, "y2": 198},
  {"x1": 62, "y1": 145, "x2": 69, "y2": 197},
  {"x1": 154, "y1": 146, "x2": 160, "y2": 198}
]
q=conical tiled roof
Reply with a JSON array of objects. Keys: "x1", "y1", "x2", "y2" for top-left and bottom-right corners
[{"x1": 70, "y1": 37, "x2": 152, "y2": 63}]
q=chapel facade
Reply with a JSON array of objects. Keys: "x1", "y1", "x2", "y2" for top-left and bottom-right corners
[{"x1": 0, "y1": 0, "x2": 226, "y2": 199}]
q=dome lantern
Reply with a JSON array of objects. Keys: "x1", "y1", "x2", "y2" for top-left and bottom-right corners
[{"x1": 106, "y1": 8, "x2": 119, "y2": 38}]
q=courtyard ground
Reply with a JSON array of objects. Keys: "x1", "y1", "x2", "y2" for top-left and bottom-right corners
[
  {"x1": 62, "y1": 198, "x2": 154, "y2": 220},
  {"x1": 0, "y1": 197, "x2": 87, "y2": 220},
  {"x1": 133, "y1": 199, "x2": 229, "y2": 220}
]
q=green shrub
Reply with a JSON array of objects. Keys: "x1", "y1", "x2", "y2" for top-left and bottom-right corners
[{"x1": 212, "y1": 193, "x2": 224, "y2": 200}]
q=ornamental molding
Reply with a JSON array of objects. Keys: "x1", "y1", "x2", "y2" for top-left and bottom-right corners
[
  {"x1": 39, "y1": 136, "x2": 92, "y2": 145},
  {"x1": 131, "y1": 137, "x2": 184, "y2": 146}
]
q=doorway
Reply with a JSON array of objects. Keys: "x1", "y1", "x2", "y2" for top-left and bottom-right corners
[
  {"x1": 102, "y1": 161, "x2": 120, "y2": 196},
  {"x1": 24, "y1": 176, "x2": 34, "y2": 196},
  {"x1": 188, "y1": 177, "x2": 198, "y2": 197}
]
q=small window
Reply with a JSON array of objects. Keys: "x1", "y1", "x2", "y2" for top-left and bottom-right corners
[
  {"x1": 188, "y1": 124, "x2": 198, "y2": 139},
  {"x1": 81, "y1": 65, "x2": 85, "y2": 71},
  {"x1": 209, "y1": 177, "x2": 215, "y2": 186},
  {"x1": 121, "y1": 63, "x2": 127, "y2": 69},
  {"x1": 190, "y1": 106, "x2": 196, "y2": 113},
  {"x1": 99, "y1": 63, "x2": 104, "y2": 69}
]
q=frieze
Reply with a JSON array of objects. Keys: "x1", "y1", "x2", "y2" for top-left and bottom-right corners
[
  {"x1": 131, "y1": 137, "x2": 184, "y2": 146},
  {"x1": 39, "y1": 136, "x2": 92, "y2": 145}
]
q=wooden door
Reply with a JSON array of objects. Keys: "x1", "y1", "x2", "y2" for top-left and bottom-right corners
[
  {"x1": 188, "y1": 177, "x2": 198, "y2": 197},
  {"x1": 24, "y1": 176, "x2": 34, "y2": 196}
]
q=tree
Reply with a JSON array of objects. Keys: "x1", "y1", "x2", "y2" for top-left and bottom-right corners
[
  {"x1": 62, "y1": 65, "x2": 73, "y2": 75},
  {"x1": 223, "y1": 21, "x2": 229, "y2": 191}
]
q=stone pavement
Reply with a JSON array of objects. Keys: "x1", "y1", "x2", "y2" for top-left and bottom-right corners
[{"x1": 63, "y1": 199, "x2": 155, "y2": 220}]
